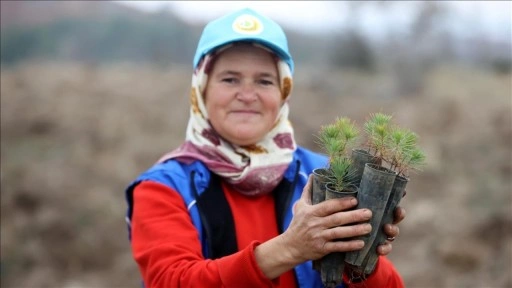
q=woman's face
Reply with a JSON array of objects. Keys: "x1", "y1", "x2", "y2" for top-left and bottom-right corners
[{"x1": 204, "y1": 44, "x2": 282, "y2": 146}]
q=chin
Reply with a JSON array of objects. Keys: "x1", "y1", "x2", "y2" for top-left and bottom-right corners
[
  {"x1": 222, "y1": 125, "x2": 268, "y2": 146},
  {"x1": 228, "y1": 133, "x2": 261, "y2": 146}
]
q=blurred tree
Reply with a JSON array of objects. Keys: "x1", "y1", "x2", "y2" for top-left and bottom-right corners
[
  {"x1": 375, "y1": 1, "x2": 452, "y2": 97},
  {"x1": 329, "y1": 2, "x2": 376, "y2": 72},
  {"x1": 0, "y1": 2, "x2": 199, "y2": 67},
  {"x1": 1, "y1": 28, "x2": 41, "y2": 64},
  {"x1": 331, "y1": 29, "x2": 375, "y2": 72},
  {"x1": 1, "y1": 0, "x2": 509, "y2": 76}
]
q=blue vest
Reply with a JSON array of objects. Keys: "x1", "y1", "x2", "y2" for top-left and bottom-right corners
[{"x1": 126, "y1": 147, "x2": 341, "y2": 288}]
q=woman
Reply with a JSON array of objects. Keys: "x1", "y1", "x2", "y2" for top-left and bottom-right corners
[{"x1": 125, "y1": 7, "x2": 405, "y2": 288}]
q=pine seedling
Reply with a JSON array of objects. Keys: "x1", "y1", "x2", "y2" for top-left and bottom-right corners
[
  {"x1": 334, "y1": 116, "x2": 360, "y2": 153},
  {"x1": 400, "y1": 147, "x2": 426, "y2": 177},
  {"x1": 384, "y1": 126, "x2": 426, "y2": 177},
  {"x1": 363, "y1": 112, "x2": 393, "y2": 165},
  {"x1": 315, "y1": 116, "x2": 360, "y2": 191},
  {"x1": 385, "y1": 126, "x2": 416, "y2": 170},
  {"x1": 329, "y1": 155, "x2": 356, "y2": 191},
  {"x1": 316, "y1": 123, "x2": 343, "y2": 158}
]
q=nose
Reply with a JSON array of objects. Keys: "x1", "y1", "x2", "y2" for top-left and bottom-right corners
[{"x1": 236, "y1": 82, "x2": 257, "y2": 102}]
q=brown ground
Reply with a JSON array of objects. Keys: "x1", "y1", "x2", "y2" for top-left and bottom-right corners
[{"x1": 1, "y1": 61, "x2": 511, "y2": 287}]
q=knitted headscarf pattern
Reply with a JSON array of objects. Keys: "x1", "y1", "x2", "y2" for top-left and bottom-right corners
[{"x1": 158, "y1": 43, "x2": 296, "y2": 196}]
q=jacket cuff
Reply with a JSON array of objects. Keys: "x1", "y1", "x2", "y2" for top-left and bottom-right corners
[{"x1": 216, "y1": 241, "x2": 276, "y2": 287}]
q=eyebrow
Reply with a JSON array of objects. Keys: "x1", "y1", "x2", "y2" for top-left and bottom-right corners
[{"x1": 218, "y1": 70, "x2": 278, "y2": 79}]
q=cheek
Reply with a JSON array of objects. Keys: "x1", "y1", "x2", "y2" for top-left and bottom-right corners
[
  {"x1": 267, "y1": 97, "x2": 284, "y2": 117},
  {"x1": 205, "y1": 85, "x2": 231, "y2": 109},
  {"x1": 204, "y1": 90, "x2": 227, "y2": 129},
  {"x1": 205, "y1": 99, "x2": 221, "y2": 125},
  {"x1": 204, "y1": 88, "x2": 220, "y2": 115}
]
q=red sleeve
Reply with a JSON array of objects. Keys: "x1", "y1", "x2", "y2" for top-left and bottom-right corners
[
  {"x1": 131, "y1": 180, "x2": 275, "y2": 288},
  {"x1": 343, "y1": 256, "x2": 405, "y2": 288}
]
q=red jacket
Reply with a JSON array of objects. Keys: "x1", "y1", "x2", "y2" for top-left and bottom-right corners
[{"x1": 130, "y1": 180, "x2": 405, "y2": 288}]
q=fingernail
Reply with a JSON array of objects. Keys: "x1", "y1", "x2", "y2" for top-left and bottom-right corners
[
  {"x1": 365, "y1": 224, "x2": 372, "y2": 233},
  {"x1": 363, "y1": 209, "x2": 372, "y2": 218},
  {"x1": 350, "y1": 198, "x2": 357, "y2": 205},
  {"x1": 357, "y1": 241, "x2": 365, "y2": 248}
]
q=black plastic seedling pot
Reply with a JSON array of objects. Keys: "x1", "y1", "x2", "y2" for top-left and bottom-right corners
[
  {"x1": 311, "y1": 168, "x2": 331, "y2": 205},
  {"x1": 318, "y1": 183, "x2": 358, "y2": 286},
  {"x1": 349, "y1": 149, "x2": 380, "y2": 188},
  {"x1": 311, "y1": 167, "x2": 332, "y2": 273},
  {"x1": 359, "y1": 174, "x2": 409, "y2": 274},
  {"x1": 344, "y1": 163, "x2": 396, "y2": 266}
]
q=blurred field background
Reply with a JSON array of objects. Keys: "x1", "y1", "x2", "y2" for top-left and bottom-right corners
[{"x1": 1, "y1": 1, "x2": 511, "y2": 287}]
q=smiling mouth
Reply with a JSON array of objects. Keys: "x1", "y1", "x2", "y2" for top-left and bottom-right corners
[{"x1": 231, "y1": 110, "x2": 259, "y2": 114}]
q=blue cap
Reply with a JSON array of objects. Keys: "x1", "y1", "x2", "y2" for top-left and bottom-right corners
[{"x1": 193, "y1": 8, "x2": 294, "y2": 73}]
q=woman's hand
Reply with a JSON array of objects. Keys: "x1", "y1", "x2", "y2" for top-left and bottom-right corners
[
  {"x1": 343, "y1": 200, "x2": 407, "y2": 280},
  {"x1": 254, "y1": 175, "x2": 373, "y2": 279},
  {"x1": 282, "y1": 175, "x2": 374, "y2": 263},
  {"x1": 376, "y1": 206, "x2": 406, "y2": 255}
]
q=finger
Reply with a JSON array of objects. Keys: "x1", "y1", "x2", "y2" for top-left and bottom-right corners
[
  {"x1": 300, "y1": 174, "x2": 314, "y2": 205},
  {"x1": 292, "y1": 201, "x2": 299, "y2": 215},
  {"x1": 383, "y1": 224, "x2": 399, "y2": 238},
  {"x1": 324, "y1": 239, "x2": 365, "y2": 253},
  {"x1": 314, "y1": 197, "x2": 359, "y2": 217},
  {"x1": 324, "y1": 208, "x2": 372, "y2": 228},
  {"x1": 377, "y1": 242, "x2": 392, "y2": 255},
  {"x1": 321, "y1": 223, "x2": 372, "y2": 240},
  {"x1": 393, "y1": 206, "x2": 406, "y2": 224}
]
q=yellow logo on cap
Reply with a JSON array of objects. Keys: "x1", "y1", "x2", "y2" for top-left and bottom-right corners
[{"x1": 232, "y1": 14, "x2": 263, "y2": 35}]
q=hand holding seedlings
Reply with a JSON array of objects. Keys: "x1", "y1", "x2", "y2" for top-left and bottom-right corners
[
  {"x1": 284, "y1": 175, "x2": 375, "y2": 263},
  {"x1": 311, "y1": 112, "x2": 425, "y2": 281},
  {"x1": 377, "y1": 206, "x2": 406, "y2": 252}
]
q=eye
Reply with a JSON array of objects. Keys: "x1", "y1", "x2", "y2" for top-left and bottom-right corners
[
  {"x1": 259, "y1": 79, "x2": 275, "y2": 86},
  {"x1": 222, "y1": 77, "x2": 238, "y2": 84}
]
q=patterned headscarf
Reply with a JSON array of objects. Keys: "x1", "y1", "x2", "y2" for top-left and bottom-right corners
[{"x1": 158, "y1": 43, "x2": 296, "y2": 196}]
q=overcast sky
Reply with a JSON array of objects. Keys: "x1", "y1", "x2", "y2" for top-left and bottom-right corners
[
  {"x1": 114, "y1": 1, "x2": 510, "y2": 40},
  {"x1": 115, "y1": 1, "x2": 347, "y2": 32}
]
